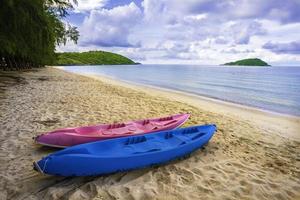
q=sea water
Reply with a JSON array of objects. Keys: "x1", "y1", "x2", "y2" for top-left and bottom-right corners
[{"x1": 61, "y1": 65, "x2": 300, "y2": 116}]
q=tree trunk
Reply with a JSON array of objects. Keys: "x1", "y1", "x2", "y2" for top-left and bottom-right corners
[
  {"x1": 3, "y1": 57, "x2": 8, "y2": 71},
  {"x1": 6, "y1": 56, "x2": 12, "y2": 69},
  {"x1": 12, "y1": 57, "x2": 17, "y2": 70}
]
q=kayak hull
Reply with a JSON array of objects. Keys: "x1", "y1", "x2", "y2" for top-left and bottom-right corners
[
  {"x1": 35, "y1": 114, "x2": 190, "y2": 148},
  {"x1": 34, "y1": 124, "x2": 217, "y2": 176}
]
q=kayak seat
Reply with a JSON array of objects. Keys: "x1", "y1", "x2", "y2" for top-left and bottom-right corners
[
  {"x1": 75, "y1": 127, "x2": 100, "y2": 135},
  {"x1": 102, "y1": 126, "x2": 144, "y2": 135},
  {"x1": 191, "y1": 133, "x2": 206, "y2": 140},
  {"x1": 162, "y1": 120, "x2": 178, "y2": 126},
  {"x1": 124, "y1": 137, "x2": 164, "y2": 154},
  {"x1": 165, "y1": 132, "x2": 188, "y2": 145},
  {"x1": 131, "y1": 142, "x2": 163, "y2": 154},
  {"x1": 182, "y1": 127, "x2": 199, "y2": 135},
  {"x1": 146, "y1": 122, "x2": 164, "y2": 131}
]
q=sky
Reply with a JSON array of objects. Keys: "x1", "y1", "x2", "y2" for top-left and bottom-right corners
[{"x1": 58, "y1": 0, "x2": 300, "y2": 65}]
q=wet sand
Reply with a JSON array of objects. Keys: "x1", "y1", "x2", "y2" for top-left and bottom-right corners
[{"x1": 0, "y1": 67, "x2": 299, "y2": 200}]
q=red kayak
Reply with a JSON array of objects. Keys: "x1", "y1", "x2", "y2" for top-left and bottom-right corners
[{"x1": 35, "y1": 113, "x2": 190, "y2": 148}]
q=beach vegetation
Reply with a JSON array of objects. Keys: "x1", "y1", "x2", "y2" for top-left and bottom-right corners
[{"x1": 0, "y1": 0, "x2": 79, "y2": 70}]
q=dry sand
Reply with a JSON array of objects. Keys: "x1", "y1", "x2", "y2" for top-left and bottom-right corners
[{"x1": 0, "y1": 67, "x2": 299, "y2": 200}]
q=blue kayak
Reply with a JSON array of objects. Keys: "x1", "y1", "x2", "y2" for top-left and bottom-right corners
[{"x1": 34, "y1": 124, "x2": 217, "y2": 176}]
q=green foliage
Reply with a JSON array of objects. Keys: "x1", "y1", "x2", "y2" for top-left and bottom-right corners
[
  {"x1": 54, "y1": 51, "x2": 137, "y2": 65},
  {"x1": 223, "y1": 58, "x2": 270, "y2": 66},
  {"x1": 0, "y1": 0, "x2": 79, "y2": 70}
]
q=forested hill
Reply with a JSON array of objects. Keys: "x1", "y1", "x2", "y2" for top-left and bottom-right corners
[
  {"x1": 54, "y1": 51, "x2": 136, "y2": 65},
  {"x1": 223, "y1": 58, "x2": 270, "y2": 66}
]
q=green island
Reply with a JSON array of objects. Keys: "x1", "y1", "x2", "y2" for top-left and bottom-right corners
[
  {"x1": 223, "y1": 58, "x2": 270, "y2": 66},
  {"x1": 54, "y1": 51, "x2": 137, "y2": 65}
]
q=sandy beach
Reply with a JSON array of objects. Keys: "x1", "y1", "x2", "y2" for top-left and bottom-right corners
[{"x1": 0, "y1": 67, "x2": 299, "y2": 200}]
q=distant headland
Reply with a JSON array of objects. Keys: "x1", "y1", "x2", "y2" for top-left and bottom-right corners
[
  {"x1": 223, "y1": 58, "x2": 270, "y2": 66},
  {"x1": 54, "y1": 51, "x2": 137, "y2": 66}
]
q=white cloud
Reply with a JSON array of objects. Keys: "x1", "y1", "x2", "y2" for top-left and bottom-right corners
[
  {"x1": 229, "y1": 21, "x2": 267, "y2": 44},
  {"x1": 79, "y1": 2, "x2": 142, "y2": 47},
  {"x1": 142, "y1": 0, "x2": 165, "y2": 21},
  {"x1": 73, "y1": 0, "x2": 107, "y2": 12}
]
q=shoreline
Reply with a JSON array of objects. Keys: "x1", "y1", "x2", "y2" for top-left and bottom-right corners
[
  {"x1": 55, "y1": 67, "x2": 300, "y2": 141},
  {"x1": 56, "y1": 65, "x2": 300, "y2": 118}
]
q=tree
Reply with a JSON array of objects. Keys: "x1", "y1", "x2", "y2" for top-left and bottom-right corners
[{"x1": 0, "y1": 0, "x2": 79, "y2": 70}]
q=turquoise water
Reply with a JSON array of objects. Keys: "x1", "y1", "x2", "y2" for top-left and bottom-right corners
[{"x1": 62, "y1": 65, "x2": 300, "y2": 116}]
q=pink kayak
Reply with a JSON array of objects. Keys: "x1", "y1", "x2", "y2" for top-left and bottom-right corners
[{"x1": 35, "y1": 113, "x2": 190, "y2": 148}]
